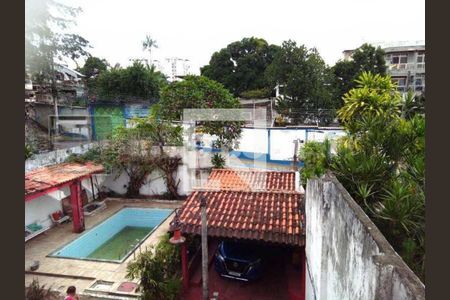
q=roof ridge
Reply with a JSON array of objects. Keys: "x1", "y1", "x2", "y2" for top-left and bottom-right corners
[
  {"x1": 211, "y1": 168, "x2": 296, "y2": 174},
  {"x1": 191, "y1": 187, "x2": 303, "y2": 195}
]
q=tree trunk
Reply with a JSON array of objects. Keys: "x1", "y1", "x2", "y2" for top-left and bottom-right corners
[
  {"x1": 164, "y1": 170, "x2": 180, "y2": 200},
  {"x1": 126, "y1": 173, "x2": 146, "y2": 198}
]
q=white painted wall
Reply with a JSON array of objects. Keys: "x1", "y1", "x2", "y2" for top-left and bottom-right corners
[
  {"x1": 25, "y1": 188, "x2": 69, "y2": 228},
  {"x1": 100, "y1": 163, "x2": 193, "y2": 197},
  {"x1": 235, "y1": 128, "x2": 268, "y2": 154},
  {"x1": 25, "y1": 176, "x2": 103, "y2": 228},
  {"x1": 270, "y1": 129, "x2": 307, "y2": 161}
]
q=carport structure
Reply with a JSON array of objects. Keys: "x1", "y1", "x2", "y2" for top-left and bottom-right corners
[
  {"x1": 25, "y1": 162, "x2": 104, "y2": 233},
  {"x1": 171, "y1": 169, "x2": 306, "y2": 300}
]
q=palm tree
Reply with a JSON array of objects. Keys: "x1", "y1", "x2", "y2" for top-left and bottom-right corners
[{"x1": 142, "y1": 35, "x2": 158, "y2": 65}]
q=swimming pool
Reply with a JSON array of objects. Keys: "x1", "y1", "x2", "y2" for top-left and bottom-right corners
[{"x1": 49, "y1": 207, "x2": 173, "y2": 263}]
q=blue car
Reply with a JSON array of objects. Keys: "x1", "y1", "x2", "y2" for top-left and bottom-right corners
[{"x1": 214, "y1": 240, "x2": 264, "y2": 281}]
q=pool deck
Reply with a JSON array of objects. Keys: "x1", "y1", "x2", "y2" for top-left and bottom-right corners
[{"x1": 25, "y1": 198, "x2": 182, "y2": 298}]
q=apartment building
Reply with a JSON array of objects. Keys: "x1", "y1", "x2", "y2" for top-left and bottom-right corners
[{"x1": 343, "y1": 41, "x2": 425, "y2": 94}]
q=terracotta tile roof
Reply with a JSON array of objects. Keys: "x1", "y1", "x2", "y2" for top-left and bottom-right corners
[
  {"x1": 175, "y1": 189, "x2": 305, "y2": 246},
  {"x1": 25, "y1": 162, "x2": 104, "y2": 197},
  {"x1": 201, "y1": 169, "x2": 297, "y2": 192}
]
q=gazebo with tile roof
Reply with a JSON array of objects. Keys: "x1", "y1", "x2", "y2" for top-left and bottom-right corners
[
  {"x1": 170, "y1": 168, "x2": 306, "y2": 297},
  {"x1": 25, "y1": 162, "x2": 104, "y2": 233}
]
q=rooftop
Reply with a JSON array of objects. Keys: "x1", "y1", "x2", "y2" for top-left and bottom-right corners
[
  {"x1": 25, "y1": 162, "x2": 104, "y2": 199},
  {"x1": 177, "y1": 190, "x2": 304, "y2": 246},
  {"x1": 200, "y1": 168, "x2": 297, "y2": 192}
]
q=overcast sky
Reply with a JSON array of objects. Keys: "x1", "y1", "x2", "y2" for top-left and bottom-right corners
[{"x1": 64, "y1": 0, "x2": 425, "y2": 73}]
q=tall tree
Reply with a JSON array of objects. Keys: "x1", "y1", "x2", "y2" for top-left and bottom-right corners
[
  {"x1": 201, "y1": 37, "x2": 280, "y2": 97},
  {"x1": 265, "y1": 40, "x2": 336, "y2": 123},
  {"x1": 25, "y1": 0, "x2": 90, "y2": 130},
  {"x1": 332, "y1": 43, "x2": 386, "y2": 103},
  {"x1": 142, "y1": 35, "x2": 158, "y2": 65}
]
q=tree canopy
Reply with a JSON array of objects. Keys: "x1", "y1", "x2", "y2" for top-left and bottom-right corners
[
  {"x1": 93, "y1": 61, "x2": 167, "y2": 101},
  {"x1": 159, "y1": 75, "x2": 243, "y2": 150},
  {"x1": 77, "y1": 56, "x2": 109, "y2": 79},
  {"x1": 201, "y1": 37, "x2": 279, "y2": 97},
  {"x1": 332, "y1": 43, "x2": 386, "y2": 103},
  {"x1": 265, "y1": 40, "x2": 337, "y2": 122}
]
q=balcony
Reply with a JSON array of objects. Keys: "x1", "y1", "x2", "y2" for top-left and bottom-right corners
[{"x1": 387, "y1": 63, "x2": 425, "y2": 75}]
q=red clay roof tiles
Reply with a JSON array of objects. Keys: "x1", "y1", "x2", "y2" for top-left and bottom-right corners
[
  {"x1": 201, "y1": 168, "x2": 297, "y2": 192},
  {"x1": 25, "y1": 162, "x2": 104, "y2": 197},
  {"x1": 175, "y1": 169, "x2": 305, "y2": 246}
]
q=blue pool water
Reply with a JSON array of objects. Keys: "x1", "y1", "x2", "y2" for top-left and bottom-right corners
[{"x1": 49, "y1": 207, "x2": 173, "y2": 263}]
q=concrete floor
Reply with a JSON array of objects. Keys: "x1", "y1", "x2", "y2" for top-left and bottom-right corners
[{"x1": 25, "y1": 198, "x2": 182, "y2": 298}]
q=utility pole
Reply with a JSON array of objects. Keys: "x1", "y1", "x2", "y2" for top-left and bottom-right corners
[
  {"x1": 200, "y1": 193, "x2": 209, "y2": 300},
  {"x1": 293, "y1": 139, "x2": 299, "y2": 171}
]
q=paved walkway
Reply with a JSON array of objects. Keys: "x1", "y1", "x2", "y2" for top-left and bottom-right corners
[{"x1": 25, "y1": 198, "x2": 182, "y2": 297}]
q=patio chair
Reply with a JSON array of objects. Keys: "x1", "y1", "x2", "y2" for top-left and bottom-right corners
[
  {"x1": 25, "y1": 223, "x2": 50, "y2": 242},
  {"x1": 50, "y1": 210, "x2": 71, "y2": 225}
]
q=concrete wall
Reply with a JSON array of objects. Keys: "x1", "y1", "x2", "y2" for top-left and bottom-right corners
[
  {"x1": 25, "y1": 142, "x2": 98, "y2": 172},
  {"x1": 305, "y1": 173, "x2": 425, "y2": 300}
]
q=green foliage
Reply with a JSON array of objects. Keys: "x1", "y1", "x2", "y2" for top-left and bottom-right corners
[
  {"x1": 25, "y1": 144, "x2": 34, "y2": 160},
  {"x1": 159, "y1": 75, "x2": 243, "y2": 150},
  {"x1": 127, "y1": 233, "x2": 181, "y2": 300},
  {"x1": 77, "y1": 56, "x2": 109, "y2": 78},
  {"x1": 337, "y1": 72, "x2": 401, "y2": 130},
  {"x1": 265, "y1": 40, "x2": 337, "y2": 121},
  {"x1": 201, "y1": 37, "x2": 279, "y2": 96},
  {"x1": 329, "y1": 72, "x2": 425, "y2": 279},
  {"x1": 299, "y1": 140, "x2": 331, "y2": 186},
  {"x1": 25, "y1": 279, "x2": 57, "y2": 300},
  {"x1": 142, "y1": 35, "x2": 158, "y2": 57},
  {"x1": 240, "y1": 88, "x2": 272, "y2": 99},
  {"x1": 95, "y1": 61, "x2": 167, "y2": 100},
  {"x1": 402, "y1": 91, "x2": 425, "y2": 119},
  {"x1": 332, "y1": 43, "x2": 386, "y2": 101},
  {"x1": 211, "y1": 153, "x2": 226, "y2": 169}
]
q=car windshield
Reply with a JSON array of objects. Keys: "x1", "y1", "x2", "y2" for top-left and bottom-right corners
[{"x1": 221, "y1": 241, "x2": 260, "y2": 261}]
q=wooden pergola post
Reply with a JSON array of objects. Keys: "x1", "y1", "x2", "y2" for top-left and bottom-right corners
[{"x1": 69, "y1": 179, "x2": 85, "y2": 233}]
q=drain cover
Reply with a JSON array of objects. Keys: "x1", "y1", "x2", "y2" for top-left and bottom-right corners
[
  {"x1": 89, "y1": 280, "x2": 114, "y2": 291},
  {"x1": 117, "y1": 282, "x2": 138, "y2": 293}
]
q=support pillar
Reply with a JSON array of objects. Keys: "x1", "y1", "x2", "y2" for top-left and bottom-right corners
[
  {"x1": 70, "y1": 179, "x2": 85, "y2": 233},
  {"x1": 169, "y1": 227, "x2": 188, "y2": 292},
  {"x1": 181, "y1": 242, "x2": 189, "y2": 291}
]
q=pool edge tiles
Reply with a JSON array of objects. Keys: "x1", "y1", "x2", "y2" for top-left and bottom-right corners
[{"x1": 48, "y1": 207, "x2": 173, "y2": 264}]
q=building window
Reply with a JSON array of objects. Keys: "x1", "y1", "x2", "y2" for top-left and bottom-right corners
[
  {"x1": 417, "y1": 53, "x2": 425, "y2": 69},
  {"x1": 392, "y1": 77, "x2": 406, "y2": 92},
  {"x1": 415, "y1": 76, "x2": 425, "y2": 92},
  {"x1": 390, "y1": 54, "x2": 408, "y2": 70}
]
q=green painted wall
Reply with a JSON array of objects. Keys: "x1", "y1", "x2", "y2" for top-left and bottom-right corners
[{"x1": 93, "y1": 106, "x2": 124, "y2": 140}]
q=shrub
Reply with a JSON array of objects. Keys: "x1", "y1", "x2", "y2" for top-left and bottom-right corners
[
  {"x1": 25, "y1": 279, "x2": 57, "y2": 300},
  {"x1": 298, "y1": 139, "x2": 331, "y2": 186},
  {"x1": 211, "y1": 153, "x2": 226, "y2": 169},
  {"x1": 127, "y1": 234, "x2": 182, "y2": 300}
]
